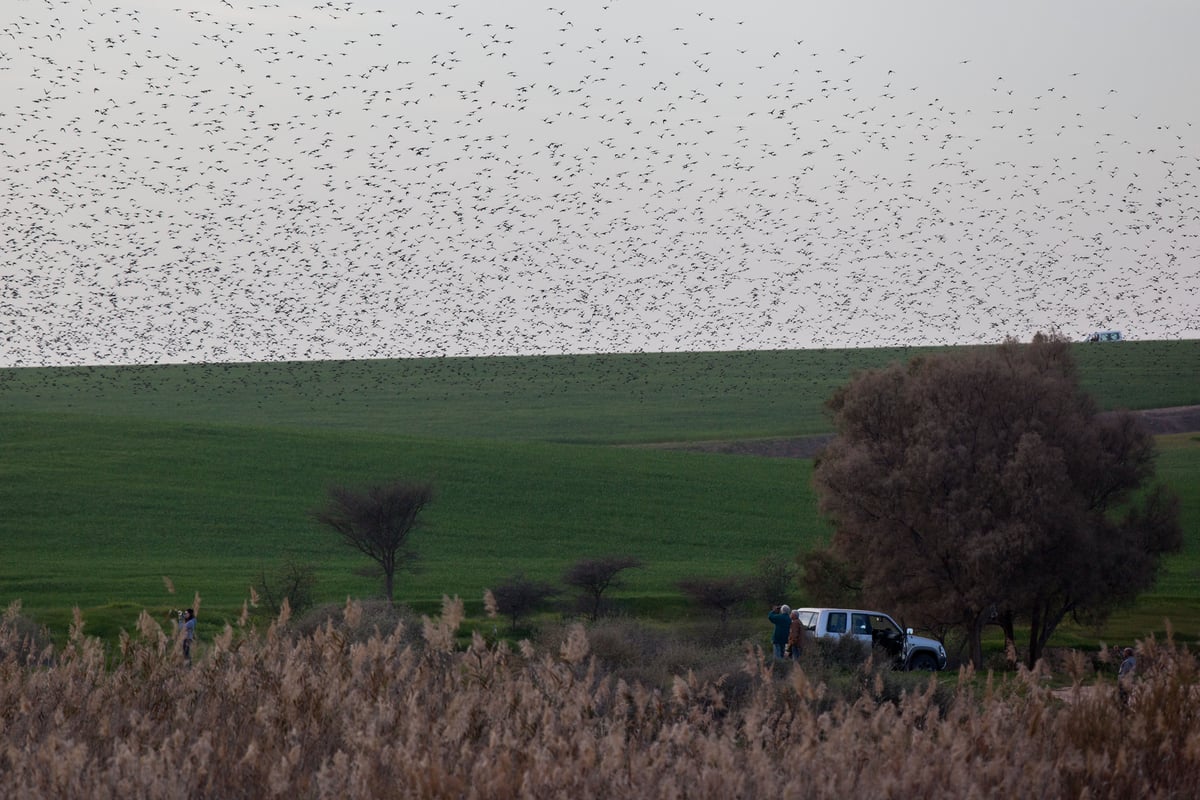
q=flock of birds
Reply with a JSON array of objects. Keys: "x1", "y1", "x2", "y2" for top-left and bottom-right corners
[{"x1": 1, "y1": 0, "x2": 1197, "y2": 367}]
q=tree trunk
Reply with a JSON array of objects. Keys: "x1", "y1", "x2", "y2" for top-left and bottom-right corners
[
  {"x1": 968, "y1": 612, "x2": 986, "y2": 669},
  {"x1": 385, "y1": 570, "x2": 395, "y2": 606},
  {"x1": 1028, "y1": 600, "x2": 1071, "y2": 669},
  {"x1": 997, "y1": 610, "x2": 1018, "y2": 670},
  {"x1": 1026, "y1": 606, "x2": 1043, "y2": 670}
]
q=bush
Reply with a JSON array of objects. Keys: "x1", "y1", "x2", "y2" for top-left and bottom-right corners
[
  {"x1": 748, "y1": 552, "x2": 799, "y2": 605},
  {"x1": 487, "y1": 574, "x2": 558, "y2": 632},
  {"x1": 290, "y1": 599, "x2": 424, "y2": 648},
  {"x1": 0, "y1": 601, "x2": 54, "y2": 667},
  {"x1": 676, "y1": 575, "x2": 753, "y2": 626},
  {"x1": 538, "y1": 617, "x2": 750, "y2": 694},
  {"x1": 252, "y1": 558, "x2": 318, "y2": 617}
]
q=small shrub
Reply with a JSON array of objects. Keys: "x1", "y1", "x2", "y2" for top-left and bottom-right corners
[
  {"x1": 748, "y1": 552, "x2": 799, "y2": 606},
  {"x1": 0, "y1": 602, "x2": 54, "y2": 666},
  {"x1": 676, "y1": 575, "x2": 753, "y2": 626},
  {"x1": 252, "y1": 558, "x2": 318, "y2": 617},
  {"x1": 810, "y1": 632, "x2": 874, "y2": 670},
  {"x1": 540, "y1": 618, "x2": 749, "y2": 695},
  {"x1": 291, "y1": 599, "x2": 423, "y2": 647},
  {"x1": 488, "y1": 573, "x2": 558, "y2": 632}
]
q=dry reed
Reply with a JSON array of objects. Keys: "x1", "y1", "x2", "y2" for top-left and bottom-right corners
[{"x1": 0, "y1": 598, "x2": 1195, "y2": 799}]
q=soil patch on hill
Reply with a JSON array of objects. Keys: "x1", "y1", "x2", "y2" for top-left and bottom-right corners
[{"x1": 642, "y1": 406, "x2": 1200, "y2": 459}]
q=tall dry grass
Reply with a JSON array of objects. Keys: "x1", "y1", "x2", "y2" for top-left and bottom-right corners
[{"x1": 1, "y1": 598, "x2": 1197, "y2": 799}]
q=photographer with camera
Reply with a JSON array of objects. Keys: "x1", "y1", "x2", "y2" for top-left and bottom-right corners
[
  {"x1": 178, "y1": 608, "x2": 196, "y2": 664},
  {"x1": 768, "y1": 604, "x2": 792, "y2": 659}
]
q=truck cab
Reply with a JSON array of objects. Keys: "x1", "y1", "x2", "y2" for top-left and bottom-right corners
[{"x1": 794, "y1": 607, "x2": 947, "y2": 671}]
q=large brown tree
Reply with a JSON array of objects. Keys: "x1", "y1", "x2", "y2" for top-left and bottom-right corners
[
  {"x1": 808, "y1": 334, "x2": 1181, "y2": 668},
  {"x1": 313, "y1": 480, "x2": 434, "y2": 605}
]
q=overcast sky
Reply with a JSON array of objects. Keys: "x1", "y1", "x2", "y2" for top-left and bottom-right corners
[{"x1": 2, "y1": 0, "x2": 1197, "y2": 366}]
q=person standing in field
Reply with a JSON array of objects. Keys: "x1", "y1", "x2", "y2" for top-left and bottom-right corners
[
  {"x1": 787, "y1": 609, "x2": 804, "y2": 662},
  {"x1": 1118, "y1": 646, "x2": 1136, "y2": 703},
  {"x1": 769, "y1": 604, "x2": 792, "y2": 659},
  {"x1": 179, "y1": 609, "x2": 196, "y2": 664}
]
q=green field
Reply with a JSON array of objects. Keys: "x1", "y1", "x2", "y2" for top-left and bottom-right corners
[
  {"x1": 1, "y1": 341, "x2": 1196, "y2": 442},
  {"x1": 0, "y1": 412, "x2": 821, "y2": 638},
  {"x1": 1, "y1": 340, "x2": 1197, "y2": 647}
]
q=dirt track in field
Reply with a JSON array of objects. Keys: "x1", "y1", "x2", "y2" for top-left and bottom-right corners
[{"x1": 640, "y1": 406, "x2": 1200, "y2": 459}]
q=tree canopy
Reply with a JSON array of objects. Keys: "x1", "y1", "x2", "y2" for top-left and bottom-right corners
[
  {"x1": 312, "y1": 479, "x2": 434, "y2": 605},
  {"x1": 487, "y1": 574, "x2": 559, "y2": 632},
  {"x1": 677, "y1": 575, "x2": 752, "y2": 626},
  {"x1": 563, "y1": 555, "x2": 642, "y2": 620},
  {"x1": 807, "y1": 334, "x2": 1181, "y2": 668}
]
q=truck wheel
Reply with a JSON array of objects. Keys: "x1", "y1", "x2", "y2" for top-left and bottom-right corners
[{"x1": 908, "y1": 652, "x2": 938, "y2": 671}]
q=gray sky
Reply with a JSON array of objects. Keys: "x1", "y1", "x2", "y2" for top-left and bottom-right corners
[{"x1": 2, "y1": 0, "x2": 1197, "y2": 366}]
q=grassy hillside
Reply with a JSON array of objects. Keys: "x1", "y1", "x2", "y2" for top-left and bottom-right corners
[
  {"x1": 1, "y1": 341, "x2": 1195, "y2": 443},
  {"x1": 1, "y1": 340, "x2": 1196, "y2": 645},
  {"x1": 1092, "y1": 433, "x2": 1200, "y2": 641},
  {"x1": 0, "y1": 412, "x2": 821, "y2": 639},
  {"x1": 3, "y1": 420, "x2": 1197, "y2": 646}
]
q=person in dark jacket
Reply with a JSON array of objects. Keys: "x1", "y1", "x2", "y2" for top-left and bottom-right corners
[
  {"x1": 179, "y1": 608, "x2": 196, "y2": 664},
  {"x1": 768, "y1": 604, "x2": 792, "y2": 658},
  {"x1": 1118, "y1": 647, "x2": 1136, "y2": 703}
]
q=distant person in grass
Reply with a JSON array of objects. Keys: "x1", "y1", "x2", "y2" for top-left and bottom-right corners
[
  {"x1": 768, "y1": 604, "x2": 792, "y2": 659},
  {"x1": 179, "y1": 609, "x2": 196, "y2": 664},
  {"x1": 787, "y1": 609, "x2": 804, "y2": 662},
  {"x1": 1118, "y1": 646, "x2": 1136, "y2": 703}
]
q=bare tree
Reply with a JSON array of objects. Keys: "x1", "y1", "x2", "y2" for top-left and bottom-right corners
[
  {"x1": 797, "y1": 548, "x2": 860, "y2": 607},
  {"x1": 748, "y1": 552, "x2": 800, "y2": 606},
  {"x1": 808, "y1": 334, "x2": 1182, "y2": 668},
  {"x1": 489, "y1": 574, "x2": 559, "y2": 632},
  {"x1": 312, "y1": 480, "x2": 434, "y2": 605},
  {"x1": 253, "y1": 558, "x2": 318, "y2": 616},
  {"x1": 677, "y1": 576, "x2": 752, "y2": 626},
  {"x1": 563, "y1": 555, "x2": 642, "y2": 620}
]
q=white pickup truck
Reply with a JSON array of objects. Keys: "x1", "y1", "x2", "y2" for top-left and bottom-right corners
[{"x1": 794, "y1": 607, "x2": 947, "y2": 671}]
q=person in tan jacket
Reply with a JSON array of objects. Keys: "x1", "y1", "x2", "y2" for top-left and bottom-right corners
[{"x1": 787, "y1": 609, "x2": 805, "y2": 662}]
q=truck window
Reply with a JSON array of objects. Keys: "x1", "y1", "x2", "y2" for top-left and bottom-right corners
[
  {"x1": 826, "y1": 612, "x2": 847, "y2": 634},
  {"x1": 796, "y1": 610, "x2": 817, "y2": 629},
  {"x1": 851, "y1": 613, "x2": 872, "y2": 635},
  {"x1": 869, "y1": 614, "x2": 901, "y2": 636}
]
